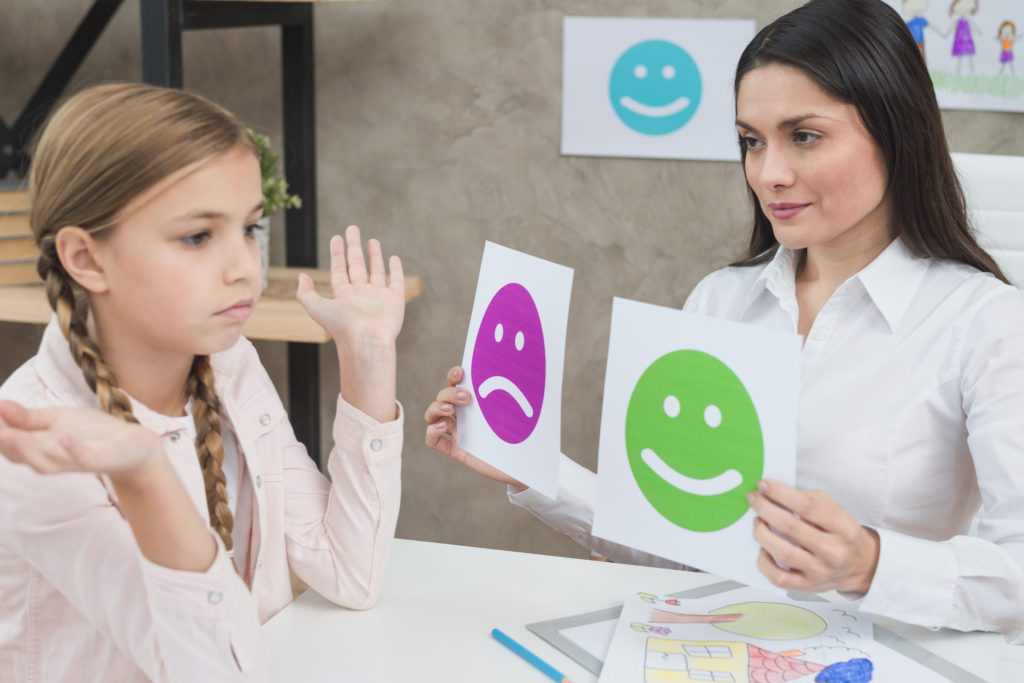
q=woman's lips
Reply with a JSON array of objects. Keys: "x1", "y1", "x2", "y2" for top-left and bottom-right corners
[{"x1": 767, "y1": 202, "x2": 810, "y2": 220}]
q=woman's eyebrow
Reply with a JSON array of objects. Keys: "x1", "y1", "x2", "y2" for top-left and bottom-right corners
[
  {"x1": 735, "y1": 118, "x2": 761, "y2": 135},
  {"x1": 777, "y1": 113, "x2": 833, "y2": 129},
  {"x1": 735, "y1": 113, "x2": 834, "y2": 134}
]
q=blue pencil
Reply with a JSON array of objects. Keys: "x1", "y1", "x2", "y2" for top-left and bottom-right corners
[{"x1": 490, "y1": 628, "x2": 572, "y2": 683}]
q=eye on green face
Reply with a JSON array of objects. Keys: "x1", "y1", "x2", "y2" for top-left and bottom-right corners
[{"x1": 625, "y1": 349, "x2": 764, "y2": 532}]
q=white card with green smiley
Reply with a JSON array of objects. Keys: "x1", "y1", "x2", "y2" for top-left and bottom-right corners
[{"x1": 592, "y1": 298, "x2": 801, "y2": 592}]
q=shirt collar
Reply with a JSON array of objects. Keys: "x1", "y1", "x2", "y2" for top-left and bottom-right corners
[
  {"x1": 741, "y1": 246, "x2": 798, "y2": 316},
  {"x1": 35, "y1": 316, "x2": 205, "y2": 435},
  {"x1": 853, "y1": 237, "x2": 931, "y2": 332},
  {"x1": 740, "y1": 238, "x2": 930, "y2": 333}
]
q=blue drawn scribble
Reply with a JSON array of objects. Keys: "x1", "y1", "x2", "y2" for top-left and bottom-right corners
[{"x1": 815, "y1": 658, "x2": 874, "y2": 683}]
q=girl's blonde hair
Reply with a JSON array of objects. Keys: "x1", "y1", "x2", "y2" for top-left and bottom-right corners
[{"x1": 29, "y1": 82, "x2": 258, "y2": 551}]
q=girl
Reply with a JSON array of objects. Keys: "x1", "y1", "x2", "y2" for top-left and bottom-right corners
[
  {"x1": 425, "y1": 0, "x2": 1024, "y2": 643},
  {"x1": 0, "y1": 83, "x2": 406, "y2": 681},
  {"x1": 997, "y1": 20, "x2": 1020, "y2": 75}
]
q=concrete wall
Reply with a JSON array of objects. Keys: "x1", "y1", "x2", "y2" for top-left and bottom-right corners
[{"x1": 2, "y1": 0, "x2": 1022, "y2": 559}]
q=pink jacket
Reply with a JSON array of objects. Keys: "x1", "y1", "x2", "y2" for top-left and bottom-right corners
[{"x1": 0, "y1": 320, "x2": 403, "y2": 682}]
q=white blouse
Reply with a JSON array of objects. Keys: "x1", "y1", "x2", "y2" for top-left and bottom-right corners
[{"x1": 509, "y1": 238, "x2": 1024, "y2": 643}]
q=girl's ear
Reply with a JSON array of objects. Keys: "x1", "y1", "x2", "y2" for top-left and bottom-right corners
[{"x1": 54, "y1": 227, "x2": 110, "y2": 294}]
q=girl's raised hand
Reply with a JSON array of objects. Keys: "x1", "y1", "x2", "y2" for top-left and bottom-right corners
[
  {"x1": 296, "y1": 225, "x2": 406, "y2": 351},
  {"x1": 424, "y1": 366, "x2": 526, "y2": 491},
  {"x1": 0, "y1": 400, "x2": 162, "y2": 484},
  {"x1": 748, "y1": 479, "x2": 880, "y2": 594}
]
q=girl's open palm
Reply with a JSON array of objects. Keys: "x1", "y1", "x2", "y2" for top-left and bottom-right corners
[
  {"x1": 0, "y1": 401, "x2": 161, "y2": 481},
  {"x1": 296, "y1": 225, "x2": 406, "y2": 348}
]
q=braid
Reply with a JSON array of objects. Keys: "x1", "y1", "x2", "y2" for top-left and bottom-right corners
[
  {"x1": 39, "y1": 247, "x2": 233, "y2": 551},
  {"x1": 26, "y1": 82, "x2": 256, "y2": 558},
  {"x1": 40, "y1": 249, "x2": 138, "y2": 424},
  {"x1": 186, "y1": 356, "x2": 234, "y2": 550}
]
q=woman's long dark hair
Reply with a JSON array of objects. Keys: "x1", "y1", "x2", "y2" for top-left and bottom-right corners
[{"x1": 730, "y1": 0, "x2": 1007, "y2": 283}]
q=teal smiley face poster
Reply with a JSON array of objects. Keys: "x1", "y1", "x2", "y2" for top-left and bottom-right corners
[
  {"x1": 592, "y1": 298, "x2": 801, "y2": 593},
  {"x1": 562, "y1": 17, "x2": 755, "y2": 161},
  {"x1": 609, "y1": 39, "x2": 703, "y2": 136}
]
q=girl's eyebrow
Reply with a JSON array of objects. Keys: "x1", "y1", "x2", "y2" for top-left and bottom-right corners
[
  {"x1": 172, "y1": 201, "x2": 265, "y2": 222},
  {"x1": 735, "y1": 113, "x2": 835, "y2": 134}
]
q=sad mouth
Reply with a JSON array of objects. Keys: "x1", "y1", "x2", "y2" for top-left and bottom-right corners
[
  {"x1": 478, "y1": 375, "x2": 534, "y2": 418},
  {"x1": 619, "y1": 96, "x2": 691, "y2": 118},
  {"x1": 641, "y1": 448, "x2": 742, "y2": 496}
]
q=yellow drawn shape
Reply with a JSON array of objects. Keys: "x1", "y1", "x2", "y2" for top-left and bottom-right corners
[{"x1": 709, "y1": 602, "x2": 826, "y2": 640}]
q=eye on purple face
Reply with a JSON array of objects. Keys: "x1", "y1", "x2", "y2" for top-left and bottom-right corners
[{"x1": 471, "y1": 283, "x2": 546, "y2": 444}]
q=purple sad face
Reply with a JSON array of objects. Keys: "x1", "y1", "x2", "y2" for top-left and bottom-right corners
[{"x1": 471, "y1": 283, "x2": 546, "y2": 444}]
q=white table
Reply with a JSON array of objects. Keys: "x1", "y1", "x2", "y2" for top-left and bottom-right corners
[{"x1": 263, "y1": 539, "x2": 1022, "y2": 682}]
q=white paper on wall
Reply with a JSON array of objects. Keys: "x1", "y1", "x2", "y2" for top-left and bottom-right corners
[{"x1": 562, "y1": 17, "x2": 756, "y2": 161}]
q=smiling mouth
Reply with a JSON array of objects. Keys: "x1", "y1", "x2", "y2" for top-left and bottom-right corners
[
  {"x1": 641, "y1": 448, "x2": 742, "y2": 496},
  {"x1": 478, "y1": 376, "x2": 534, "y2": 418},
  {"x1": 619, "y1": 96, "x2": 691, "y2": 118}
]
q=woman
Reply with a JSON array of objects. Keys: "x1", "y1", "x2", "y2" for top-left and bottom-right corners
[{"x1": 425, "y1": 0, "x2": 1024, "y2": 642}]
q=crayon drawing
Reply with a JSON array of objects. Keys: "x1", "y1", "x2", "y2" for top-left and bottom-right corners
[
  {"x1": 885, "y1": 0, "x2": 1024, "y2": 111},
  {"x1": 598, "y1": 589, "x2": 951, "y2": 682}
]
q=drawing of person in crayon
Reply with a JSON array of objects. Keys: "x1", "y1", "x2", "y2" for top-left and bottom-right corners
[
  {"x1": 902, "y1": 0, "x2": 932, "y2": 58},
  {"x1": 997, "y1": 20, "x2": 1021, "y2": 75},
  {"x1": 948, "y1": 0, "x2": 981, "y2": 74}
]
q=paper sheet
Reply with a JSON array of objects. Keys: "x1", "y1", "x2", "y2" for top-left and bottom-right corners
[
  {"x1": 592, "y1": 298, "x2": 801, "y2": 592},
  {"x1": 562, "y1": 17, "x2": 755, "y2": 161},
  {"x1": 600, "y1": 587, "x2": 949, "y2": 682},
  {"x1": 457, "y1": 242, "x2": 574, "y2": 498}
]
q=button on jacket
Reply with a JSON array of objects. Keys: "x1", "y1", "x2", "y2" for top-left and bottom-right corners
[{"x1": 0, "y1": 320, "x2": 403, "y2": 682}]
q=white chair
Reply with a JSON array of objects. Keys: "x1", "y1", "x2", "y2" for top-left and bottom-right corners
[{"x1": 951, "y1": 152, "x2": 1024, "y2": 288}]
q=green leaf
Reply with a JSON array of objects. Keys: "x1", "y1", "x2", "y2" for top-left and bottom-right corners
[{"x1": 249, "y1": 129, "x2": 302, "y2": 216}]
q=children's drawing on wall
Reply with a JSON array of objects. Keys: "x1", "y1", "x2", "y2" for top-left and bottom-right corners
[
  {"x1": 887, "y1": 0, "x2": 1024, "y2": 111},
  {"x1": 598, "y1": 588, "x2": 952, "y2": 682}
]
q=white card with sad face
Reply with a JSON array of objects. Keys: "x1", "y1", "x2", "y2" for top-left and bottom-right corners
[{"x1": 456, "y1": 242, "x2": 574, "y2": 499}]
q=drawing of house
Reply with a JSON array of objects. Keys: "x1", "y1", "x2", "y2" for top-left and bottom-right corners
[{"x1": 643, "y1": 638, "x2": 825, "y2": 683}]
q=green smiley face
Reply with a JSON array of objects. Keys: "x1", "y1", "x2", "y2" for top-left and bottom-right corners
[{"x1": 625, "y1": 350, "x2": 763, "y2": 532}]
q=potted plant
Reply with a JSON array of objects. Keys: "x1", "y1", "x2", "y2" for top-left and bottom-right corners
[{"x1": 251, "y1": 131, "x2": 301, "y2": 290}]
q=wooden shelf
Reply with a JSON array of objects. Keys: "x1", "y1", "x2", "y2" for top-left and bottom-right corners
[
  {"x1": 206, "y1": 1, "x2": 391, "y2": 3},
  {"x1": 0, "y1": 266, "x2": 422, "y2": 344},
  {"x1": 0, "y1": 190, "x2": 29, "y2": 214}
]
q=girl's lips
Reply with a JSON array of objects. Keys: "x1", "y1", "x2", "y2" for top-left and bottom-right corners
[
  {"x1": 217, "y1": 299, "x2": 254, "y2": 321},
  {"x1": 768, "y1": 203, "x2": 810, "y2": 219},
  {"x1": 218, "y1": 305, "x2": 252, "y2": 321}
]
